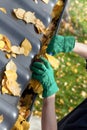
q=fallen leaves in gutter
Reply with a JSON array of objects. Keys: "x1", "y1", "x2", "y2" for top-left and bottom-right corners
[{"x1": 13, "y1": 8, "x2": 46, "y2": 34}]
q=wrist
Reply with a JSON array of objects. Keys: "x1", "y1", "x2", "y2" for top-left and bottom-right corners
[
  {"x1": 43, "y1": 94, "x2": 55, "y2": 99},
  {"x1": 42, "y1": 82, "x2": 59, "y2": 98},
  {"x1": 43, "y1": 94, "x2": 55, "y2": 105},
  {"x1": 64, "y1": 36, "x2": 75, "y2": 52}
]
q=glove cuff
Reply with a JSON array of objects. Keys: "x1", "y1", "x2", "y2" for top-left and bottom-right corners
[
  {"x1": 42, "y1": 82, "x2": 59, "y2": 98},
  {"x1": 64, "y1": 36, "x2": 75, "y2": 52}
]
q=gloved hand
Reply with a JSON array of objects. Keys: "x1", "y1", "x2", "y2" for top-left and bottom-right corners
[
  {"x1": 31, "y1": 57, "x2": 59, "y2": 98},
  {"x1": 46, "y1": 34, "x2": 75, "y2": 55}
]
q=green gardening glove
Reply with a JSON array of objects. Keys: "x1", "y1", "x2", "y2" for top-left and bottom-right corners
[
  {"x1": 46, "y1": 34, "x2": 75, "y2": 55},
  {"x1": 31, "y1": 57, "x2": 59, "y2": 98}
]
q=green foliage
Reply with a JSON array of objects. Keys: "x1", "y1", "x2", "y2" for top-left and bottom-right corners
[{"x1": 55, "y1": 53, "x2": 87, "y2": 120}]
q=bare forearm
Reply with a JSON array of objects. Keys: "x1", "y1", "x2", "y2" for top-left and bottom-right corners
[
  {"x1": 41, "y1": 94, "x2": 57, "y2": 130},
  {"x1": 73, "y1": 42, "x2": 87, "y2": 59}
]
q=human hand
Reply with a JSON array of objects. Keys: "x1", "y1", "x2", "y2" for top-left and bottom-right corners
[
  {"x1": 46, "y1": 35, "x2": 75, "y2": 55},
  {"x1": 31, "y1": 57, "x2": 58, "y2": 98}
]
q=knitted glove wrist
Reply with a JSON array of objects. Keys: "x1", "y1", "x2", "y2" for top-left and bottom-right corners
[{"x1": 46, "y1": 35, "x2": 75, "y2": 55}]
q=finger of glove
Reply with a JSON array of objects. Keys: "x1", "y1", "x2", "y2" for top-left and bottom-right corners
[
  {"x1": 31, "y1": 66, "x2": 44, "y2": 75},
  {"x1": 32, "y1": 73, "x2": 42, "y2": 84},
  {"x1": 40, "y1": 57, "x2": 51, "y2": 69},
  {"x1": 31, "y1": 62, "x2": 46, "y2": 71}
]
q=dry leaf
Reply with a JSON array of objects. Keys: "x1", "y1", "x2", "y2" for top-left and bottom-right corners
[
  {"x1": 23, "y1": 11, "x2": 36, "y2": 24},
  {"x1": 18, "y1": 94, "x2": 33, "y2": 120},
  {"x1": 0, "y1": 40, "x2": 5, "y2": 49},
  {"x1": 11, "y1": 53, "x2": 17, "y2": 58},
  {"x1": 0, "y1": 7, "x2": 7, "y2": 14},
  {"x1": 0, "y1": 115, "x2": 4, "y2": 123},
  {"x1": 13, "y1": 8, "x2": 26, "y2": 19},
  {"x1": 51, "y1": 0, "x2": 64, "y2": 19},
  {"x1": 29, "y1": 79, "x2": 43, "y2": 94},
  {"x1": 12, "y1": 115, "x2": 30, "y2": 130},
  {"x1": 3, "y1": 35, "x2": 11, "y2": 52},
  {"x1": 0, "y1": 34, "x2": 32, "y2": 58},
  {"x1": 5, "y1": 70, "x2": 17, "y2": 80},
  {"x1": 2, "y1": 60, "x2": 21, "y2": 96},
  {"x1": 21, "y1": 38, "x2": 32, "y2": 56},
  {"x1": 0, "y1": 34, "x2": 3, "y2": 39},
  {"x1": 6, "y1": 60, "x2": 17, "y2": 71},
  {"x1": 11, "y1": 46, "x2": 24, "y2": 55},
  {"x1": 0, "y1": 34, "x2": 11, "y2": 52},
  {"x1": 45, "y1": 53, "x2": 60, "y2": 69},
  {"x1": 35, "y1": 19, "x2": 46, "y2": 34},
  {"x1": 42, "y1": 0, "x2": 49, "y2": 4},
  {"x1": 13, "y1": 8, "x2": 46, "y2": 34},
  {"x1": 1, "y1": 82, "x2": 11, "y2": 94},
  {"x1": 6, "y1": 80, "x2": 21, "y2": 96},
  {"x1": 5, "y1": 53, "x2": 11, "y2": 59}
]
